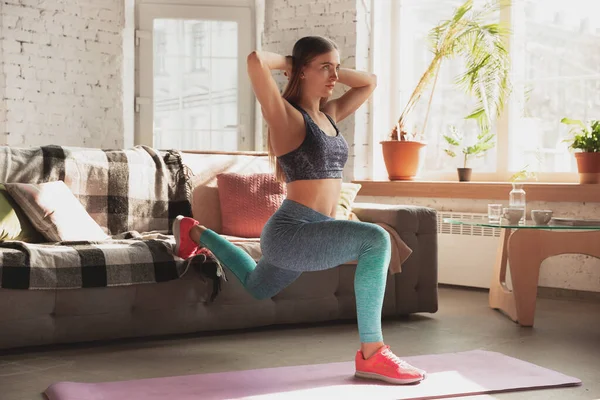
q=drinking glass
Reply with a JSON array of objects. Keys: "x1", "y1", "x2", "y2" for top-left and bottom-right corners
[{"x1": 488, "y1": 204, "x2": 502, "y2": 223}]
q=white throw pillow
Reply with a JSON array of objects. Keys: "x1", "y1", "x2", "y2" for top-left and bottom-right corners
[{"x1": 5, "y1": 181, "x2": 109, "y2": 242}]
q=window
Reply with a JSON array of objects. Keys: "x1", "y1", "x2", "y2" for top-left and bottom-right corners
[
  {"x1": 154, "y1": 29, "x2": 167, "y2": 76},
  {"x1": 191, "y1": 22, "x2": 207, "y2": 72},
  {"x1": 151, "y1": 19, "x2": 241, "y2": 151},
  {"x1": 508, "y1": 0, "x2": 600, "y2": 176},
  {"x1": 154, "y1": 118, "x2": 164, "y2": 148},
  {"x1": 136, "y1": 4, "x2": 253, "y2": 151},
  {"x1": 390, "y1": 0, "x2": 600, "y2": 182}
]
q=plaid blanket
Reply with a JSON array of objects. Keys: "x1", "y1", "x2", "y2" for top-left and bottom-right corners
[
  {"x1": 0, "y1": 232, "x2": 225, "y2": 300},
  {"x1": 0, "y1": 145, "x2": 193, "y2": 235},
  {"x1": 0, "y1": 145, "x2": 227, "y2": 297}
]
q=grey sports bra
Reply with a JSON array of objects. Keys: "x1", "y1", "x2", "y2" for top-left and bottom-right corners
[{"x1": 277, "y1": 101, "x2": 349, "y2": 183}]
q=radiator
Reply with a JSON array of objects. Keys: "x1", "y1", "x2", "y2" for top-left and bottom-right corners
[{"x1": 437, "y1": 212, "x2": 511, "y2": 289}]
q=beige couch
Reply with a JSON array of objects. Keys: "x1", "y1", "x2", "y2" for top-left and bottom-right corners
[{"x1": 0, "y1": 151, "x2": 438, "y2": 350}]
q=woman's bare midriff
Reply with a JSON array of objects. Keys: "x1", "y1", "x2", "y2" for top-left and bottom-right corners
[{"x1": 285, "y1": 179, "x2": 342, "y2": 217}]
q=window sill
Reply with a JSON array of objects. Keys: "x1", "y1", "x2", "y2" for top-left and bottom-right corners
[{"x1": 351, "y1": 180, "x2": 600, "y2": 203}]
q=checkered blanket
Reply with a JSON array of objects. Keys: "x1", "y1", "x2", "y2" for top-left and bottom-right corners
[
  {"x1": 0, "y1": 145, "x2": 193, "y2": 235},
  {"x1": 0, "y1": 145, "x2": 226, "y2": 297},
  {"x1": 0, "y1": 232, "x2": 224, "y2": 299}
]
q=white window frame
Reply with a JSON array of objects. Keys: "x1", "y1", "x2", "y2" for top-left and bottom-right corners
[{"x1": 134, "y1": 0, "x2": 256, "y2": 151}]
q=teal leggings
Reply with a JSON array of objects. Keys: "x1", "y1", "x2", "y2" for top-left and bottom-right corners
[{"x1": 199, "y1": 199, "x2": 392, "y2": 343}]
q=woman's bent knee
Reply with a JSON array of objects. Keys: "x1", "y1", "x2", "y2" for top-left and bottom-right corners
[{"x1": 363, "y1": 223, "x2": 391, "y2": 250}]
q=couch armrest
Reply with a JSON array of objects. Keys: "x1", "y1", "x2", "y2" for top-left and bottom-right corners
[
  {"x1": 352, "y1": 202, "x2": 439, "y2": 315},
  {"x1": 352, "y1": 203, "x2": 437, "y2": 235}
]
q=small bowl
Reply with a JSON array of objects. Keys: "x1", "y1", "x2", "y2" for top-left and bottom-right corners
[
  {"x1": 531, "y1": 209, "x2": 553, "y2": 225},
  {"x1": 502, "y1": 207, "x2": 523, "y2": 224}
]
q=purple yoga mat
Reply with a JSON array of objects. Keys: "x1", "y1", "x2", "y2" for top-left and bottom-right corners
[{"x1": 45, "y1": 350, "x2": 581, "y2": 400}]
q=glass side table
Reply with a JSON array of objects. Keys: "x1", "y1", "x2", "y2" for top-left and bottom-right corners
[{"x1": 443, "y1": 218, "x2": 600, "y2": 327}]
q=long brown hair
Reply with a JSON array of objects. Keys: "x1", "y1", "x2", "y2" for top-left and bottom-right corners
[{"x1": 267, "y1": 36, "x2": 339, "y2": 182}]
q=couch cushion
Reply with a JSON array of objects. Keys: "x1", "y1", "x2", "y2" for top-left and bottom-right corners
[
  {"x1": 217, "y1": 172, "x2": 285, "y2": 238},
  {"x1": 0, "y1": 184, "x2": 44, "y2": 242},
  {"x1": 4, "y1": 181, "x2": 108, "y2": 242}
]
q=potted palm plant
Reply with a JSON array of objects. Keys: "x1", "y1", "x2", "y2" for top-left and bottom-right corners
[
  {"x1": 443, "y1": 125, "x2": 495, "y2": 181},
  {"x1": 561, "y1": 118, "x2": 600, "y2": 184},
  {"x1": 382, "y1": 0, "x2": 511, "y2": 180}
]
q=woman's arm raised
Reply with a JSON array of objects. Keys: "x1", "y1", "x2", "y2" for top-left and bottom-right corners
[
  {"x1": 246, "y1": 51, "x2": 292, "y2": 131},
  {"x1": 322, "y1": 68, "x2": 377, "y2": 123}
]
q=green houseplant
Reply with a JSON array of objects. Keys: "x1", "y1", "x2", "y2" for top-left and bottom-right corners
[
  {"x1": 443, "y1": 125, "x2": 495, "y2": 181},
  {"x1": 382, "y1": 0, "x2": 511, "y2": 180},
  {"x1": 561, "y1": 118, "x2": 600, "y2": 184}
]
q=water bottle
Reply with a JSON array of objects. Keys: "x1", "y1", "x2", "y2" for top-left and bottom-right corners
[{"x1": 509, "y1": 182, "x2": 526, "y2": 224}]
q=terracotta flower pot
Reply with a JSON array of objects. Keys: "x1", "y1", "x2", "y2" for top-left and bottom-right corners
[
  {"x1": 381, "y1": 140, "x2": 426, "y2": 180},
  {"x1": 457, "y1": 167, "x2": 472, "y2": 182},
  {"x1": 574, "y1": 152, "x2": 600, "y2": 184}
]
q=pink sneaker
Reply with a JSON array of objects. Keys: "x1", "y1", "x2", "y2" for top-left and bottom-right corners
[
  {"x1": 173, "y1": 215, "x2": 200, "y2": 259},
  {"x1": 355, "y1": 345, "x2": 425, "y2": 384}
]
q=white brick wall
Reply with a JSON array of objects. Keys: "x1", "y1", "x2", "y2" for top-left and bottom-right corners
[
  {"x1": 262, "y1": 0, "x2": 371, "y2": 181},
  {"x1": 0, "y1": 0, "x2": 124, "y2": 148}
]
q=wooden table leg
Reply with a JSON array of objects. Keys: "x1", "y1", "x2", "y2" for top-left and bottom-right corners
[
  {"x1": 489, "y1": 228, "x2": 517, "y2": 321},
  {"x1": 505, "y1": 229, "x2": 543, "y2": 327},
  {"x1": 494, "y1": 229, "x2": 600, "y2": 327}
]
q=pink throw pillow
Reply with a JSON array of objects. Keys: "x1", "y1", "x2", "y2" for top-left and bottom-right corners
[{"x1": 217, "y1": 173, "x2": 286, "y2": 238}]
